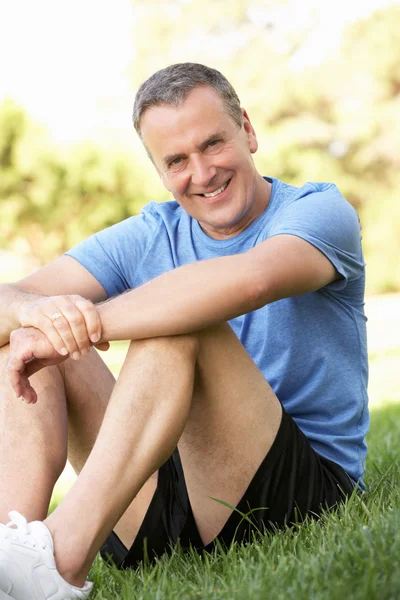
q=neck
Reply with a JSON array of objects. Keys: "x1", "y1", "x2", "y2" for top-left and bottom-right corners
[{"x1": 199, "y1": 175, "x2": 272, "y2": 240}]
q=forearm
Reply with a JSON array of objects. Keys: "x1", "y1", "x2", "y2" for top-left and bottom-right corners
[
  {"x1": 98, "y1": 253, "x2": 260, "y2": 342},
  {"x1": 0, "y1": 284, "x2": 42, "y2": 347}
]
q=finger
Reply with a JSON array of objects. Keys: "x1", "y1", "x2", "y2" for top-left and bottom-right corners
[
  {"x1": 28, "y1": 313, "x2": 68, "y2": 357},
  {"x1": 8, "y1": 364, "x2": 37, "y2": 403},
  {"x1": 20, "y1": 378, "x2": 37, "y2": 404},
  {"x1": 74, "y1": 298, "x2": 102, "y2": 345},
  {"x1": 19, "y1": 377, "x2": 37, "y2": 404},
  {"x1": 63, "y1": 296, "x2": 94, "y2": 354},
  {"x1": 8, "y1": 367, "x2": 23, "y2": 397},
  {"x1": 50, "y1": 313, "x2": 80, "y2": 359},
  {"x1": 7, "y1": 344, "x2": 33, "y2": 373},
  {"x1": 7, "y1": 350, "x2": 29, "y2": 396},
  {"x1": 22, "y1": 377, "x2": 38, "y2": 403},
  {"x1": 94, "y1": 342, "x2": 110, "y2": 351}
]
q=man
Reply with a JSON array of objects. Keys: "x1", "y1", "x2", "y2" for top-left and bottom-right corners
[{"x1": 0, "y1": 63, "x2": 368, "y2": 599}]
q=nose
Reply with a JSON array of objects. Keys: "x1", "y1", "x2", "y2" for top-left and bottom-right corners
[{"x1": 190, "y1": 154, "x2": 217, "y2": 188}]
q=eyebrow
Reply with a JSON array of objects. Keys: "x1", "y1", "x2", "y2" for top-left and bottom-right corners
[{"x1": 162, "y1": 129, "x2": 228, "y2": 168}]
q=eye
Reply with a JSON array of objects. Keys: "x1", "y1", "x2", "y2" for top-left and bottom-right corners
[
  {"x1": 167, "y1": 156, "x2": 185, "y2": 171},
  {"x1": 208, "y1": 139, "x2": 221, "y2": 147}
]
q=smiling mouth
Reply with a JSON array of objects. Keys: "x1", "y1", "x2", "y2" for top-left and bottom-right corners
[{"x1": 200, "y1": 179, "x2": 231, "y2": 198}]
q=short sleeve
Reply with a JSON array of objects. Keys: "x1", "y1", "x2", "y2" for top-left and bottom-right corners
[
  {"x1": 65, "y1": 202, "x2": 161, "y2": 297},
  {"x1": 268, "y1": 184, "x2": 365, "y2": 290}
]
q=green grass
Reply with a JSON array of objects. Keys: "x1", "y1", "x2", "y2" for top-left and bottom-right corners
[
  {"x1": 65, "y1": 402, "x2": 398, "y2": 600},
  {"x1": 48, "y1": 340, "x2": 400, "y2": 599},
  {"x1": 48, "y1": 338, "x2": 400, "y2": 599}
]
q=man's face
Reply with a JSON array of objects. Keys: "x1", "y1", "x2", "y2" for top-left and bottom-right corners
[{"x1": 140, "y1": 86, "x2": 265, "y2": 239}]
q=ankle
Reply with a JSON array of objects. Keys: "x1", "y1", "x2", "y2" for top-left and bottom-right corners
[
  {"x1": 44, "y1": 515, "x2": 90, "y2": 588},
  {"x1": 55, "y1": 565, "x2": 89, "y2": 589}
]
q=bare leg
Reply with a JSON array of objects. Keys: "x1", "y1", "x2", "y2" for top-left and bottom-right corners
[
  {"x1": 45, "y1": 334, "x2": 198, "y2": 585},
  {"x1": 0, "y1": 345, "x2": 68, "y2": 522},
  {"x1": 43, "y1": 324, "x2": 281, "y2": 586},
  {"x1": 0, "y1": 344, "x2": 156, "y2": 551},
  {"x1": 179, "y1": 323, "x2": 281, "y2": 543},
  {"x1": 59, "y1": 348, "x2": 159, "y2": 549},
  {"x1": 1, "y1": 323, "x2": 282, "y2": 590}
]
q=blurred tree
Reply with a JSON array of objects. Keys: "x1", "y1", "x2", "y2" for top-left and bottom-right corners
[
  {"x1": 0, "y1": 100, "x2": 150, "y2": 265},
  {"x1": 334, "y1": 6, "x2": 400, "y2": 292},
  {"x1": 1, "y1": 2, "x2": 399, "y2": 292}
]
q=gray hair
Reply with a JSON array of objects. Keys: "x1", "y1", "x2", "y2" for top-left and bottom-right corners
[{"x1": 133, "y1": 63, "x2": 243, "y2": 138}]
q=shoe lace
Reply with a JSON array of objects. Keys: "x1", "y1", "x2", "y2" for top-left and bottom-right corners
[{"x1": 0, "y1": 511, "x2": 47, "y2": 550}]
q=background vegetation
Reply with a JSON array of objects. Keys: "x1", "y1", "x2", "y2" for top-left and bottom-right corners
[{"x1": 1, "y1": 2, "x2": 399, "y2": 294}]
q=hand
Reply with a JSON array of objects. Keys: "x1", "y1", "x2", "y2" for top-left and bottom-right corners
[
  {"x1": 19, "y1": 294, "x2": 103, "y2": 359},
  {"x1": 7, "y1": 327, "x2": 70, "y2": 404}
]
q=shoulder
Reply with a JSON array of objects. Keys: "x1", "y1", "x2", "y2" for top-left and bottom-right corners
[
  {"x1": 275, "y1": 179, "x2": 357, "y2": 214},
  {"x1": 266, "y1": 179, "x2": 364, "y2": 289},
  {"x1": 88, "y1": 199, "x2": 183, "y2": 242},
  {"x1": 143, "y1": 199, "x2": 187, "y2": 226},
  {"x1": 270, "y1": 180, "x2": 360, "y2": 240}
]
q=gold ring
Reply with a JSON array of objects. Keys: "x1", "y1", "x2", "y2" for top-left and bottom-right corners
[{"x1": 50, "y1": 312, "x2": 64, "y2": 322}]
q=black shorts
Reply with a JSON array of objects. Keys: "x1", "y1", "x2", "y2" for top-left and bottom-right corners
[{"x1": 100, "y1": 408, "x2": 355, "y2": 569}]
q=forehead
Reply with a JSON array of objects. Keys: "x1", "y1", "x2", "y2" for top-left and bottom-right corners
[{"x1": 140, "y1": 86, "x2": 237, "y2": 162}]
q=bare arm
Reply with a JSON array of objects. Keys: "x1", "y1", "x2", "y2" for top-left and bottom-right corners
[
  {"x1": 0, "y1": 285, "x2": 39, "y2": 347},
  {"x1": 16, "y1": 255, "x2": 107, "y2": 300},
  {"x1": 0, "y1": 255, "x2": 107, "y2": 348},
  {"x1": 97, "y1": 234, "x2": 339, "y2": 342},
  {"x1": 7, "y1": 235, "x2": 338, "y2": 402}
]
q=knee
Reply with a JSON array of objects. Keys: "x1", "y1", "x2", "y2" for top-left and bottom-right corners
[
  {"x1": 131, "y1": 323, "x2": 231, "y2": 356},
  {"x1": 130, "y1": 332, "x2": 200, "y2": 361},
  {"x1": 0, "y1": 342, "x2": 62, "y2": 396},
  {"x1": 197, "y1": 322, "x2": 231, "y2": 338}
]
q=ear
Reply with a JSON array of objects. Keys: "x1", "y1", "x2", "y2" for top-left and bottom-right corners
[{"x1": 242, "y1": 108, "x2": 258, "y2": 154}]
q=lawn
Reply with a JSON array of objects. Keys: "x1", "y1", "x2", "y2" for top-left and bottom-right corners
[
  {"x1": 69, "y1": 401, "x2": 398, "y2": 600},
  {"x1": 48, "y1": 327, "x2": 400, "y2": 600}
]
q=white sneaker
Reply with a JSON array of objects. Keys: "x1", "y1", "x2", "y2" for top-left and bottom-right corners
[{"x1": 0, "y1": 511, "x2": 93, "y2": 600}]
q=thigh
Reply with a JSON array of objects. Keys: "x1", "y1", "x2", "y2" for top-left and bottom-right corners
[
  {"x1": 178, "y1": 322, "x2": 282, "y2": 545},
  {"x1": 101, "y1": 323, "x2": 282, "y2": 564},
  {"x1": 193, "y1": 408, "x2": 355, "y2": 551},
  {"x1": 105, "y1": 412, "x2": 354, "y2": 570}
]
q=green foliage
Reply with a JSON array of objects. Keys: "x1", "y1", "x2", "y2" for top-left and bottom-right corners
[
  {"x1": 0, "y1": 102, "x2": 151, "y2": 264},
  {"x1": 1, "y1": 3, "x2": 400, "y2": 292}
]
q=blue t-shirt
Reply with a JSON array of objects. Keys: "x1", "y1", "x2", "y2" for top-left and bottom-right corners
[{"x1": 67, "y1": 177, "x2": 369, "y2": 486}]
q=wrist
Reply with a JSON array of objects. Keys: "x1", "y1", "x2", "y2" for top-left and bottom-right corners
[
  {"x1": 0, "y1": 284, "x2": 40, "y2": 347},
  {"x1": 96, "y1": 303, "x2": 107, "y2": 344},
  {"x1": 13, "y1": 287, "x2": 45, "y2": 325},
  {"x1": 96, "y1": 299, "x2": 125, "y2": 344}
]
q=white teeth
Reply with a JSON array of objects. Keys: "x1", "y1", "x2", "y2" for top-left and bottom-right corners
[{"x1": 203, "y1": 181, "x2": 229, "y2": 198}]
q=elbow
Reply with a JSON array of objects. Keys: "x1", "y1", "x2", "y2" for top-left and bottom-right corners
[
  {"x1": 244, "y1": 265, "x2": 270, "y2": 312},
  {"x1": 247, "y1": 279, "x2": 269, "y2": 311}
]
